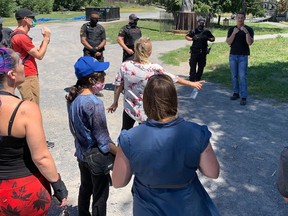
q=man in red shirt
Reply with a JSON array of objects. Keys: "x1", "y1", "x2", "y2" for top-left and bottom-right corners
[{"x1": 11, "y1": 8, "x2": 51, "y2": 105}]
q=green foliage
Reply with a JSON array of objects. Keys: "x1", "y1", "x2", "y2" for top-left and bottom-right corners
[
  {"x1": 53, "y1": 0, "x2": 102, "y2": 11},
  {"x1": 17, "y1": 0, "x2": 54, "y2": 13},
  {"x1": 0, "y1": 0, "x2": 17, "y2": 17}
]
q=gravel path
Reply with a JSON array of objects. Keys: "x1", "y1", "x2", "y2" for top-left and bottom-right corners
[{"x1": 20, "y1": 19, "x2": 288, "y2": 216}]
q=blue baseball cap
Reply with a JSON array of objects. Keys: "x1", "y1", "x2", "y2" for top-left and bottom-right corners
[{"x1": 74, "y1": 56, "x2": 110, "y2": 79}]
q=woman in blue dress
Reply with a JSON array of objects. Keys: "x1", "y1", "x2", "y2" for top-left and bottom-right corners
[{"x1": 112, "y1": 74, "x2": 221, "y2": 216}]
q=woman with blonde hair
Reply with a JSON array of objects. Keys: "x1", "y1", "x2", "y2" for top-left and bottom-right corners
[
  {"x1": 0, "y1": 47, "x2": 67, "y2": 215},
  {"x1": 108, "y1": 37, "x2": 204, "y2": 130}
]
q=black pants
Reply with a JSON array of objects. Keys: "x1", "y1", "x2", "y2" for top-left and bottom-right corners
[
  {"x1": 121, "y1": 110, "x2": 136, "y2": 130},
  {"x1": 122, "y1": 51, "x2": 134, "y2": 62},
  {"x1": 78, "y1": 160, "x2": 110, "y2": 216},
  {"x1": 189, "y1": 52, "x2": 207, "y2": 81}
]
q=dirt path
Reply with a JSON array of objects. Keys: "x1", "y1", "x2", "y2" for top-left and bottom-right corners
[{"x1": 24, "y1": 21, "x2": 288, "y2": 215}]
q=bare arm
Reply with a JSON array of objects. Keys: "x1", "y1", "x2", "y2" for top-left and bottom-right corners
[
  {"x1": 28, "y1": 27, "x2": 50, "y2": 60},
  {"x1": 117, "y1": 36, "x2": 134, "y2": 55},
  {"x1": 24, "y1": 101, "x2": 59, "y2": 182},
  {"x1": 208, "y1": 36, "x2": 215, "y2": 42},
  {"x1": 107, "y1": 84, "x2": 123, "y2": 113},
  {"x1": 185, "y1": 35, "x2": 193, "y2": 41},
  {"x1": 112, "y1": 146, "x2": 132, "y2": 188},
  {"x1": 80, "y1": 36, "x2": 93, "y2": 50},
  {"x1": 226, "y1": 27, "x2": 239, "y2": 46},
  {"x1": 198, "y1": 143, "x2": 220, "y2": 179},
  {"x1": 176, "y1": 77, "x2": 205, "y2": 90},
  {"x1": 240, "y1": 26, "x2": 254, "y2": 46}
]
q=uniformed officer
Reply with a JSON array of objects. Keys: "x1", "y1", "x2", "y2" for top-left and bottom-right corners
[
  {"x1": 185, "y1": 17, "x2": 215, "y2": 81},
  {"x1": 0, "y1": 17, "x2": 13, "y2": 47},
  {"x1": 80, "y1": 11, "x2": 106, "y2": 62},
  {"x1": 117, "y1": 14, "x2": 142, "y2": 62}
]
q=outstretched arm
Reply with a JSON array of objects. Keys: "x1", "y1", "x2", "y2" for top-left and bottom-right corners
[{"x1": 176, "y1": 77, "x2": 205, "y2": 90}]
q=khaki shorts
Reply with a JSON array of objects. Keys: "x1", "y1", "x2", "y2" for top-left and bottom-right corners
[{"x1": 17, "y1": 75, "x2": 40, "y2": 105}]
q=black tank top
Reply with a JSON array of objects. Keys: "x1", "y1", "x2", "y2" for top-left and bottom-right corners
[{"x1": 0, "y1": 92, "x2": 38, "y2": 179}]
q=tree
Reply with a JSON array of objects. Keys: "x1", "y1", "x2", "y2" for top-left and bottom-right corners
[
  {"x1": 182, "y1": 0, "x2": 193, "y2": 12},
  {"x1": 0, "y1": 0, "x2": 17, "y2": 17},
  {"x1": 17, "y1": 0, "x2": 54, "y2": 13}
]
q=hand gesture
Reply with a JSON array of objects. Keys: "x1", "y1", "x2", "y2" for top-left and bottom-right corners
[
  {"x1": 232, "y1": 27, "x2": 239, "y2": 35},
  {"x1": 240, "y1": 26, "x2": 249, "y2": 34},
  {"x1": 41, "y1": 26, "x2": 51, "y2": 39},
  {"x1": 192, "y1": 80, "x2": 205, "y2": 90},
  {"x1": 107, "y1": 102, "x2": 118, "y2": 113}
]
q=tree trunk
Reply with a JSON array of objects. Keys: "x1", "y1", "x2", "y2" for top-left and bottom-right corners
[
  {"x1": 182, "y1": 0, "x2": 193, "y2": 12},
  {"x1": 217, "y1": 15, "x2": 221, "y2": 25}
]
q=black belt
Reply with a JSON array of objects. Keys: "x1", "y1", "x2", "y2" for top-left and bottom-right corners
[{"x1": 147, "y1": 174, "x2": 196, "y2": 189}]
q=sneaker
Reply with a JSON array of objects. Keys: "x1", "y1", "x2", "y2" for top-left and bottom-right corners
[
  {"x1": 240, "y1": 98, "x2": 247, "y2": 105},
  {"x1": 230, "y1": 93, "x2": 240, "y2": 100}
]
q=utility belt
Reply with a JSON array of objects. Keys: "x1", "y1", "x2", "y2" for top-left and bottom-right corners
[{"x1": 190, "y1": 47, "x2": 207, "y2": 54}]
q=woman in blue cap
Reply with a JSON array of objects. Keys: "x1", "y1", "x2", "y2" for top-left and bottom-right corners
[{"x1": 66, "y1": 56, "x2": 117, "y2": 216}]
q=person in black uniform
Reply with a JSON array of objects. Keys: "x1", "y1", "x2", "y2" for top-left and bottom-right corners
[
  {"x1": 80, "y1": 11, "x2": 106, "y2": 62},
  {"x1": 0, "y1": 17, "x2": 13, "y2": 47},
  {"x1": 117, "y1": 14, "x2": 142, "y2": 62},
  {"x1": 185, "y1": 17, "x2": 215, "y2": 81}
]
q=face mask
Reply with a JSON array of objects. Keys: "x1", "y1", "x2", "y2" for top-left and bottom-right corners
[
  {"x1": 92, "y1": 82, "x2": 105, "y2": 94},
  {"x1": 129, "y1": 21, "x2": 137, "y2": 27},
  {"x1": 90, "y1": 18, "x2": 98, "y2": 26},
  {"x1": 31, "y1": 18, "x2": 37, "y2": 28}
]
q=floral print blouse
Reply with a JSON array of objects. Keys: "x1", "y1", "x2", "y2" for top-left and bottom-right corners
[{"x1": 114, "y1": 60, "x2": 178, "y2": 122}]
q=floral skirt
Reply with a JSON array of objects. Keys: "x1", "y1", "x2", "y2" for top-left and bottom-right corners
[{"x1": 0, "y1": 173, "x2": 52, "y2": 216}]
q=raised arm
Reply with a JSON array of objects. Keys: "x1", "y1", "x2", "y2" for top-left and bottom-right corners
[
  {"x1": 198, "y1": 143, "x2": 220, "y2": 179},
  {"x1": 226, "y1": 27, "x2": 239, "y2": 46},
  {"x1": 28, "y1": 27, "x2": 51, "y2": 60}
]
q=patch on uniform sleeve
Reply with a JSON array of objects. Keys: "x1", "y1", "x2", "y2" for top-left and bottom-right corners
[{"x1": 80, "y1": 28, "x2": 84, "y2": 36}]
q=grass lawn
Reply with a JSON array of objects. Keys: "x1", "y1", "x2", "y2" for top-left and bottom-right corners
[{"x1": 160, "y1": 36, "x2": 288, "y2": 102}]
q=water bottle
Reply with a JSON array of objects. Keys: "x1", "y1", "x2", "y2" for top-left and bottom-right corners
[{"x1": 190, "y1": 88, "x2": 198, "y2": 99}]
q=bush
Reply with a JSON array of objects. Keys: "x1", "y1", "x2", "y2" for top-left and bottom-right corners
[
  {"x1": 0, "y1": 0, "x2": 17, "y2": 17},
  {"x1": 17, "y1": 0, "x2": 54, "y2": 14}
]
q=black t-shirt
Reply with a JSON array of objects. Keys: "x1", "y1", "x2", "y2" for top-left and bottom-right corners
[
  {"x1": 227, "y1": 25, "x2": 254, "y2": 55},
  {"x1": 186, "y1": 28, "x2": 214, "y2": 50}
]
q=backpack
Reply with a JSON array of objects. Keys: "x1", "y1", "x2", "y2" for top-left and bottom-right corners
[{"x1": 0, "y1": 30, "x2": 30, "y2": 63}]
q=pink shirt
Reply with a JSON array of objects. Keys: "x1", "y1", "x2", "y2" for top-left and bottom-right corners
[{"x1": 114, "y1": 60, "x2": 178, "y2": 122}]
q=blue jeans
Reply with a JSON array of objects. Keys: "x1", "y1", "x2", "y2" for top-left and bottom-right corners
[{"x1": 229, "y1": 54, "x2": 248, "y2": 98}]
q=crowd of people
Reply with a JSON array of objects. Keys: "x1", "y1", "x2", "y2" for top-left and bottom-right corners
[{"x1": 3, "y1": 7, "x2": 286, "y2": 216}]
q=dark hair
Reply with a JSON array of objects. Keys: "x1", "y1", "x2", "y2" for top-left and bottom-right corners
[
  {"x1": 90, "y1": 11, "x2": 99, "y2": 17},
  {"x1": 143, "y1": 74, "x2": 177, "y2": 121},
  {"x1": 236, "y1": 11, "x2": 246, "y2": 17},
  {"x1": 65, "y1": 72, "x2": 105, "y2": 104}
]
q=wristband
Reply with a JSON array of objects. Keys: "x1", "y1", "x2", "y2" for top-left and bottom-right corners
[{"x1": 50, "y1": 174, "x2": 68, "y2": 202}]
